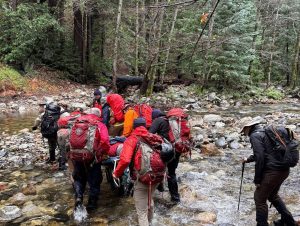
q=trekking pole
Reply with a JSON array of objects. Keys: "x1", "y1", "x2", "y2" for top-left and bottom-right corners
[{"x1": 238, "y1": 162, "x2": 245, "y2": 211}]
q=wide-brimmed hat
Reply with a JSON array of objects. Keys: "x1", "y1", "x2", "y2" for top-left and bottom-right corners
[{"x1": 240, "y1": 116, "x2": 266, "y2": 133}]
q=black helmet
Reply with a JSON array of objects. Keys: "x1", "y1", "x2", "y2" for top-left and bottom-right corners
[{"x1": 160, "y1": 142, "x2": 174, "y2": 163}]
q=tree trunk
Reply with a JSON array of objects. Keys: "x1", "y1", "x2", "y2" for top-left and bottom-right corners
[
  {"x1": 291, "y1": 32, "x2": 300, "y2": 88},
  {"x1": 204, "y1": 0, "x2": 216, "y2": 83},
  {"x1": 146, "y1": 1, "x2": 164, "y2": 96},
  {"x1": 73, "y1": 0, "x2": 84, "y2": 70},
  {"x1": 112, "y1": 0, "x2": 123, "y2": 92},
  {"x1": 266, "y1": 4, "x2": 280, "y2": 88},
  {"x1": 161, "y1": 6, "x2": 178, "y2": 83},
  {"x1": 134, "y1": 0, "x2": 140, "y2": 76}
]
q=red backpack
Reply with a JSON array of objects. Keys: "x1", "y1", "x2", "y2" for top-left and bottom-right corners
[
  {"x1": 133, "y1": 134, "x2": 166, "y2": 185},
  {"x1": 106, "y1": 94, "x2": 125, "y2": 123},
  {"x1": 69, "y1": 118, "x2": 99, "y2": 163},
  {"x1": 57, "y1": 115, "x2": 80, "y2": 129},
  {"x1": 167, "y1": 108, "x2": 192, "y2": 155},
  {"x1": 134, "y1": 104, "x2": 153, "y2": 128}
]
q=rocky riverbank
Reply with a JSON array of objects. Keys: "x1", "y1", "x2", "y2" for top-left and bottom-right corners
[{"x1": 0, "y1": 85, "x2": 299, "y2": 225}]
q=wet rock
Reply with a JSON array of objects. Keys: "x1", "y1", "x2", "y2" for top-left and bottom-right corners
[
  {"x1": 194, "y1": 211, "x2": 217, "y2": 224},
  {"x1": 200, "y1": 143, "x2": 222, "y2": 156},
  {"x1": 22, "y1": 202, "x2": 42, "y2": 217},
  {"x1": 18, "y1": 106, "x2": 26, "y2": 114},
  {"x1": 0, "y1": 103, "x2": 7, "y2": 109},
  {"x1": 229, "y1": 140, "x2": 240, "y2": 150},
  {"x1": 207, "y1": 92, "x2": 220, "y2": 102},
  {"x1": 22, "y1": 184, "x2": 37, "y2": 196},
  {"x1": 0, "y1": 150, "x2": 7, "y2": 158},
  {"x1": 215, "y1": 122, "x2": 225, "y2": 128},
  {"x1": 9, "y1": 193, "x2": 27, "y2": 205},
  {"x1": 0, "y1": 182, "x2": 8, "y2": 191},
  {"x1": 0, "y1": 205, "x2": 22, "y2": 221},
  {"x1": 215, "y1": 137, "x2": 227, "y2": 148},
  {"x1": 195, "y1": 134, "x2": 204, "y2": 143},
  {"x1": 225, "y1": 132, "x2": 240, "y2": 142},
  {"x1": 184, "y1": 171, "x2": 208, "y2": 180},
  {"x1": 19, "y1": 128, "x2": 30, "y2": 134},
  {"x1": 203, "y1": 114, "x2": 222, "y2": 123}
]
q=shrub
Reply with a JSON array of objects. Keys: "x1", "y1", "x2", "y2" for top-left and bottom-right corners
[
  {"x1": 0, "y1": 65, "x2": 27, "y2": 91},
  {"x1": 265, "y1": 88, "x2": 284, "y2": 100}
]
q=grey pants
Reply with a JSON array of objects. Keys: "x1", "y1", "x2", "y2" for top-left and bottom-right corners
[
  {"x1": 57, "y1": 128, "x2": 70, "y2": 165},
  {"x1": 133, "y1": 180, "x2": 158, "y2": 226}
]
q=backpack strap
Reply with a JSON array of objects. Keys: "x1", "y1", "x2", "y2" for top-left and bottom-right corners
[{"x1": 271, "y1": 126, "x2": 287, "y2": 149}]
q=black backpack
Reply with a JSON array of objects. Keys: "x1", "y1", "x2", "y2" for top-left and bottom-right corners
[
  {"x1": 265, "y1": 125, "x2": 299, "y2": 168},
  {"x1": 41, "y1": 104, "x2": 61, "y2": 138}
]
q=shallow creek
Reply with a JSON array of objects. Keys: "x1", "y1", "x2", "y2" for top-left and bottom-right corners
[{"x1": 0, "y1": 103, "x2": 299, "y2": 225}]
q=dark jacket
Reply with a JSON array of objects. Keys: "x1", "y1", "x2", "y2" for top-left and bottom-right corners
[
  {"x1": 102, "y1": 103, "x2": 111, "y2": 128},
  {"x1": 149, "y1": 116, "x2": 170, "y2": 141},
  {"x1": 247, "y1": 125, "x2": 289, "y2": 184}
]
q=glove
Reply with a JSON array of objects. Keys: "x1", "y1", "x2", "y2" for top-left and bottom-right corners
[{"x1": 32, "y1": 126, "x2": 37, "y2": 131}]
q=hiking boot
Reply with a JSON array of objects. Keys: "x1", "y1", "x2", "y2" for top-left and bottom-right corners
[
  {"x1": 75, "y1": 197, "x2": 83, "y2": 209},
  {"x1": 273, "y1": 220, "x2": 284, "y2": 226},
  {"x1": 157, "y1": 183, "x2": 164, "y2": 192},
  {"x1": 171, "y1": 196, "x2": 180, "y2": 203},
  {"x1": 86, "y1": 197, "x2": 98, "y2": 211}
]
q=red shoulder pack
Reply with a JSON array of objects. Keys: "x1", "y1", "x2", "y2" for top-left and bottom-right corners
[
  {"x1": 106, "y1": 94, "x2": 125, "y2": 123},
  {"x1": 167, "y1": 108, "x2": 192, "y2": 154},
  {"x1": 69, "y1": 117, "x2": 99, "y2": 163},
  {"x1": 133, "y1": 135, "x2": 165, "y2": 185},
  {"x1": 134, "y1": 104, "x2": 153, "y2": 128}
]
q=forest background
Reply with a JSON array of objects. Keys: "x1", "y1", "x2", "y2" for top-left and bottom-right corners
[{"x1": 0, "y1": 0, "x2": 299, "y2": 97}]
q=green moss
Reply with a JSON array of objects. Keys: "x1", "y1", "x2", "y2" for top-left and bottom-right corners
[{"x1": 0, "y1": 65, "x2": 27, "y2": 91}]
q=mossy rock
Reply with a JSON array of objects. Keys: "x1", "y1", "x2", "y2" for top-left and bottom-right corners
[{"x1": 0, "y1": 65, "x2": 27, "y2": 92}]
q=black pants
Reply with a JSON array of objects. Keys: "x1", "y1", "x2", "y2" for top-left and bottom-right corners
[
  {"x1": 254, "y1": 170, "x2": 295, "y2": 226},
  {"x1": 167, "y1": 152, "x2": 181, "y2": 201},
  {"x1": 47, "y1": 136, "x2": 57, "y2": 161},
  {"x1": 72, "y1": 161, "x2": 103, "y2": 200}
]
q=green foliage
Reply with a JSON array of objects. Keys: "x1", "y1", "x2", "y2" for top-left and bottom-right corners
[
  {"x1": 0, "y1": 3, "x2": 63, "y2": 69},
  {"x1": 0, "y1": 65, "x2": 27, "y2": 91},
  {"x1": 265, "y1": 87, "x2": 284, "y2": 100}
]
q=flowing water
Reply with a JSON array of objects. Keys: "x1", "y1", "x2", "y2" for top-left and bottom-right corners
[{"x1": 0, "y1": 103, "x2": 299, "y2": 225}]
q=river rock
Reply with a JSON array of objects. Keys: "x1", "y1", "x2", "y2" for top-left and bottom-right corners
[
  {"x1": 0, "y1": 103, "x2": 7, "y2": 109},
  {"x1": 0, "y1": 205, "x2": 22, "y2": 221},
  {"x1": 0, "y1": 182, "x2": 8, "y2": 191},
  {"x1": 200, "y1": 143, "x2": 222, "y2": 156},
  {"x1": 194, "y1": 211, "x2": 217, "y2": 224},
  {"x1": 215, "y1": 122, "x2": 225, "y2": 128},
  {"x1": 229, "y1": 140, "x2": 240, "y2": 150},
  {"x1": 9, "y1": 193, "x2": 27, "y2": 205},
  {"x1": 19, "y1": 128, "x2": 30, "y2": 134},
  {"x1": 207, "y1": 92, "x2": 220, "y2": 102},
  {"x1": 195, "y1": 134, "x2": 204, "y2": 143},
  {"x1": 22, "y1": 203, "x2": 42, "y2": 217},
  {"x1": 18, "y1": 106, "x2": 26, "y2": 114},
  {"x1": 203, "y1": 114, "x2": 222, "y2": 123},
  {"x1": 220, "y1": 99, "x2": 230, "y2": 108},
  {"x1": 225, "y1": 132, "x2": 240, "y2": 142},
  {"x1": 186, "y1": 98, "x2": 196, "y2": 103},
  {"x1": 215, "y1": 137, "x2": 227, "y2": 148},
  {"x1": 22, "y1": 184, "x2": 37, "y2": 195},
  {"x1": 0, "y1": 149, "x2": 7, "y2": 158}
]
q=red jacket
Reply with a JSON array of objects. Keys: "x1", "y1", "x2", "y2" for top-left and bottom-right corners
[
  {"x1": 76, "y1": 114, "x2": 110, "y2": 162},
  {"x1": 114, "y1": 126, "x2": 163, "y2": 178}
]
